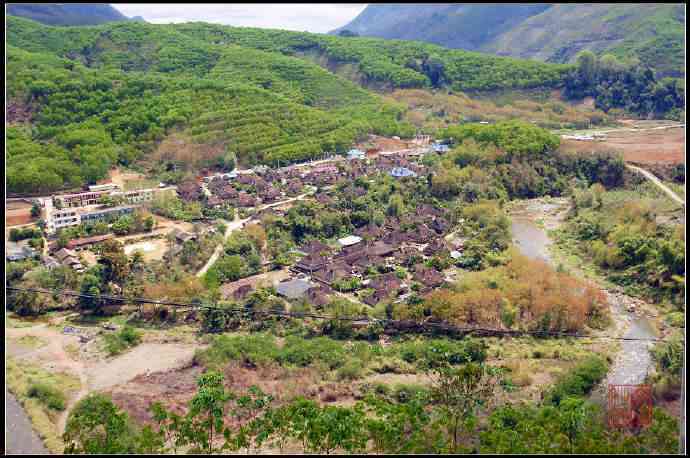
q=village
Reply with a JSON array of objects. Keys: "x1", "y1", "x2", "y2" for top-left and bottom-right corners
[{"x1": 6, "y1": 134, "x2": 467, "y2": 313}]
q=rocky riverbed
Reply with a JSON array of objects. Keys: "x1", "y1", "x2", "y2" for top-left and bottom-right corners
[{"x1": 508, "y1": 197, "x2": 659, "y2": 403}]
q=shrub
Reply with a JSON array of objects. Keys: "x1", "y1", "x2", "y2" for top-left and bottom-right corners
[
  {"x1": 393, "y1": 338, "x2": 488, "y2": 369},
  {"x1": 392, "y1": 383, "x2": 429, "y2": 403},
  {"x1": 336, "y1": 359, "x2": 364, "y2": 381},
  {"x1": 194, "y1": 333, "x2": 278, "y2": 369},
  {"x1": 27, "y1": 382, "x2": 66, "y2": 410},
  {"x1": 665, "y1": 312, "x2": 684, "y2": 328},
  {"x1": 102, "y1": 326, "x2": 142, "y2": 356},
  {"x1": 544, "y1": 356, "x2": 608, "y2": 405},
  {"x1": 651, "y1": 334, "x2": 683, "y2": 377},
  {"x1": 653, "y1": 375, "x2": 681, "y2": 402},
  {"x1": 278, "y1": 336, "x2": 346, "y2": 370}
]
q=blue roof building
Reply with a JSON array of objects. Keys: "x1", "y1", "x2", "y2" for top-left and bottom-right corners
[
  {"x1": 347, "y1": 149, "x2": 365, "y2": 160},
  {"x1": 390, "y1": 167, "x2": 418, "y2": 179},
  {"x1": 432, "y1": 143, "x2": 450, "y2": 153},
  {"x1": 6, "y1": 242, "x2": 37, "y2": 262}
]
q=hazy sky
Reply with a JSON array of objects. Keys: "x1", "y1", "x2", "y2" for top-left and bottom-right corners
[{"x1": 112, "y1": 4, "x2": 367, "y2": 33}]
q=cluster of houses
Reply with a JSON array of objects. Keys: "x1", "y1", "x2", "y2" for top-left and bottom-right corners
[
  {"x1": 231, "y1": 200, "x2": 463, "y2": 308},
  {"x1": 8, "y1": 139, "x2": 457, "y2": 298},
  {"x1": 202, "y1": 146, "x2": 461, "y2": 308},
  {"x1": 50, "y1": 247, "x2": 86, "y2": 272},
  {"x1": 183, "y1": 151, "x2": 430, "y2": 212}
]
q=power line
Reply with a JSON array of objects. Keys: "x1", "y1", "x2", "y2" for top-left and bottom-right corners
[{"x1": 5, "y1": 285, "x2": 666, "y2": 342}]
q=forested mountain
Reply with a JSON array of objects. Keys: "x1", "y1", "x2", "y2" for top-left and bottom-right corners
[
  {"x1": 5, "y1": 16, "x2": 684, "y2": 195},
  {"x1": 6, "y1": 3, "x2": 135, "y2": 26},
  {"x1": 334, "y1": 4, "x2": 685, "y2": 77}
]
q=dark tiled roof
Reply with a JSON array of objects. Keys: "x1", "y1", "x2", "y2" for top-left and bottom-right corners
[
  {"x1": 233, "y1": 284, "x2": 253, "y2": 300},
  {"x1": 412, "y1": 265, "x2": 444, "y2": 287},
  {"x1": 300, "y1": 240, "x2": 331, "y2": 256},
  {"x1": 295, "y1": 254, "x2": 327, "y2": 272},
  {"x1": 367, "y1": 241, "x2": 395, "y2": 257}
]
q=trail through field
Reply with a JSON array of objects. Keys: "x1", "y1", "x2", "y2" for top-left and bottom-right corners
[
  {"x1": 626, "y1": 164, "x2": 685, "y2": 206},
  {"x1": 196, "y1": 214, "x2": 250, "y2": 278},
  {"x1": 6, "y1": 318, "x2": 200, "y2": 443},
  {"x1": 196, "y1": 192, "x2": 314, "y2": 278}
]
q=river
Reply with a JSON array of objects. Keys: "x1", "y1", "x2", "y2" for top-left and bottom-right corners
[{"x1": 509, "y1": 199, "x2": 657, "y2": 402}]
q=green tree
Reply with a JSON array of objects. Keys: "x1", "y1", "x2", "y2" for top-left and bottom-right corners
[
  {"x1": 184, "y1": 371, "x2": 231, "y2": 454},
  {"x1": 144, "y1": 215, "x2": 155, "y2": 232},
  {"x1": 429, "y1": 362, "x2": 499, "y2": 453},
  {"x1": 97, "y1": 240, "x2": 130, "y2": 285},
  {"x1": 63, "y1": 394, "x2": 138, "y2": 454},
  {"x1": 79, "y1": 273, "x2": 103, "y2": 312},
  {"x1": 31, "y1": 202, "x2": 41, "y2": 218},
  {"x1": 386, "y1": 193, "x2": 404, "y2": 217}
]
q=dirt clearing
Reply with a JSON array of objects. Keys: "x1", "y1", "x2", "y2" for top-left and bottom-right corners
[
  {"x1": 560, "y1": 125, "x2": 685, "y2": 165},
  {"x1": 356, "y1": 134, "x2": 416, "y2": 153},
  {"x1": 104, "y1": 168, "x2": 147, "y2": 188},
  {"x1": 123, "y1": 239, "x2": 169, "y2": 262},
  {"x1": 5, "y1": 200, "x2": 36, "y2": 227},
  {"x1": 89, "y1": 343, "x2": 198, "y2": 392}
]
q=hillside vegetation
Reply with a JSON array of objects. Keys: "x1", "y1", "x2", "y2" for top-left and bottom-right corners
[
  {"x1": 5, "y1": 17, "x2": 414, "y2": 193},
  {"x1": 5, "y1": 16, "x2": 683, "y2": 194},
  {"x1": 172, "y1": 22, "x2": 572, "y2": 92},
  {"x1": 7, "y1": 3, "x2": 133, "y2": 26},
  {"x1": 335, "y1": 4, "x2": 685, "y2": 78}
]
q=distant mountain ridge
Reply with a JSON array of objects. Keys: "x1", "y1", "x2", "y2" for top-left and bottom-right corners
[
  {"x1": 333, "y1": 3, "x2": 685, "y2": 77},
  {"x1": 6, "y1": 3, "x2": 138, "y2": 26}
]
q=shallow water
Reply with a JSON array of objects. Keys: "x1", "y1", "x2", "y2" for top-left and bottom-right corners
[
  {"x1": 607, "y1": 317, "x2": 657, "y2": 385},
  {"x1": 511, "y1": 216, "x2": 552, "y2": 263},
  {"x1": 510, "y1": 210, "x2": 655, "y2": 398}
]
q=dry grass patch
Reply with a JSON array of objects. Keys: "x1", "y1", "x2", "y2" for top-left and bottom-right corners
[
  {"x1": 389, "y1": 89, "x2": 613, "y2": 131},
  {"x1": 14, "y1": 335, "x2": 48, "y2": 349}
]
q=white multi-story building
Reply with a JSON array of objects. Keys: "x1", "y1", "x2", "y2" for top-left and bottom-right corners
[
  {"x1": 45, "y1": 186, "x2": 176, "y2": 235},
  {"x1": 50, "y1": 208, "x2": 81, "y2": 231}
]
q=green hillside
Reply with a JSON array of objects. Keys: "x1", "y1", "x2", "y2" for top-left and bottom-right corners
[
  {"x1": 487, "y1": 4, "x2": 685, "y2": 78},
  {"x1": 5, "y1": 17, "x2": 416, "y2": 193},
  {"x1": 6, "y1": 3, "x2": 133, "y2": 26},
  {"x1": 335, "y1": 4, "x2": 685, "y2": 78},
  {"x1": 5, "y1": 16, "x2": 684, "y2": 195},
  {"x1": 172, "y1": 22, "x2": 572, "y2": 91}
]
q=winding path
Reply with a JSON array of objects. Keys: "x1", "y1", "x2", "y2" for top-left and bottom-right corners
[
  {"x1": 626, "y1": 164, "x2": 685, "y2": 206},
  {"x1": 196, "y1": 214, "x2": 250, "y2": 278},
  {"x1": 6, "y1": 316, "x2": 200, "y2": 453},
  {"x1": 196, "y1": 192, "x2": 314, "y2": 278}
]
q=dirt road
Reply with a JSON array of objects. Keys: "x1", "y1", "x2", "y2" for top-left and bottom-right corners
[
  {"x1": 196, "y1": 214, "x2": 250, "y2": 278},
  {"x1": 626, "y1": 164, "x2": 685, "y2": 206},
  {"x1": 5, "y1": 389, "x2": 50, "y2": 455}
]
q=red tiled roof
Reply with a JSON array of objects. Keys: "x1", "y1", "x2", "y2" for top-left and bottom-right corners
[{"x1": 66, "y1": 233, "x2": 114, "y2": 249}]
